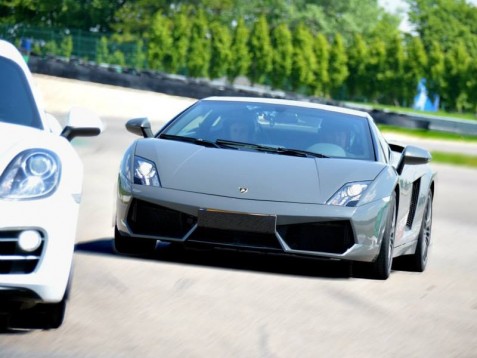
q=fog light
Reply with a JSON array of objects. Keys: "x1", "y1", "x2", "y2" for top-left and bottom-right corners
[{"x1": 18, "y1": 230, "x2": 42, "y2": 252}]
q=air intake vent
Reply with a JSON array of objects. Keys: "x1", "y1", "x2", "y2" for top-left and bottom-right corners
[
  {"x1": 406, "y1": 178, "x2": 421, "y2": 228},
  {"x1": 127, "y1": 199, "x2": 197, "y2": 238},
  {"x1": 277, "y1": 220, "x2": 354, "y2": 254},
  {"x1": 0, "y1": 230, "x2": 45, "y2": 274}
]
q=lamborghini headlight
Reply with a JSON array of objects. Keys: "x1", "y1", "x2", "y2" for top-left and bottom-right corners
[
  {"x1": 327, "y1": 181, "x2": 371, "y2": 207},
  {"x1": 0, "y1": 149, "x2": 61, "y2": 200},
  {"x1": 133, "y1": 156, "x2": 160, "y2": 186}
]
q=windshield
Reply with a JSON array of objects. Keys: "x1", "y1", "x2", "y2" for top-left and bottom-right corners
[
  {"x1": 0, "y1": 56, "x2": 43, "y2": 129},
  {"x1": 161, "y1": 100, "x2": 375, "y2": 160}
]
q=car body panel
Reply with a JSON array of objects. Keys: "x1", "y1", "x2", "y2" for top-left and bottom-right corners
[{"x1": 133, "y1": 139, "x2": 386, "y2": 204}]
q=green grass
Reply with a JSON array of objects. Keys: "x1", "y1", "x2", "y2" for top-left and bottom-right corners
[
  {"x1": 378, "y1": 125, "x2": 477, "y2": 143},
  {"x1": 431, "y1": 151, "x2": 477, "y2": 168},
  {"x1": 348, "y1": 101, "x2": 477, "y2": 121},
  {"x1": 378, "y1": 125, "x2": 477, "y2": 168}
]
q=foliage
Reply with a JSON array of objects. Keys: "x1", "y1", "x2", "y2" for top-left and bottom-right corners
[
  {"x1": 270, "y1": 23, "x2": 293, "y2": 90},
  {"x1": 186, "y1": 8, "x2": 210, "y2": 78},
  {"x1": 247, "y1": 15, "x2": 273, "y2": 85},
  {"x1": 328, "y1": 34, "x2": 348, "y2": 100},
  {"x1": 147, "y1": 12, "x2": 172, "y2": 71},
  {"x1": 290, "y1": 23, "x2": 316, "y2": 93},
  {"x1": 226, "y1": 18, "x2": 250, "y2": 84},
  {"x1": 311, "y1": 33, "x2": 329, "y2": 98},
  {"x1": 209, "y1": 21, "x2": 232, "y2": 79},
  {"x1": 2, "y1": 0, "x2": 477, "y2": 115},
  {"x1": 346, "y1": 33, "x2": 368, "y2": 100}
]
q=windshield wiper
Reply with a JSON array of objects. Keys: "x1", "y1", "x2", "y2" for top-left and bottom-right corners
[
  {"x1": 215, "y1": 139, "x2": 328, "y2": 158},
  {"x1": 160, "y1": 133, "x2": 220, "y2": 148},
  {"x1": 265, "y1": 147, "x2": 329, "y2": 158}
]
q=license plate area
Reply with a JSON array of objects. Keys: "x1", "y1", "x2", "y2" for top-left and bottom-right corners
[{"x1": 198, "y1": 209, "x2": 277, "y2": 234}]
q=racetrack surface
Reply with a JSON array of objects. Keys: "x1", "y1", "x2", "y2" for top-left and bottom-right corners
[{"x1": 1, "y1": 75, "x2": 476, "y2": 357}]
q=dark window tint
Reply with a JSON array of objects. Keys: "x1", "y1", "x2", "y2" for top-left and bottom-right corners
[
  {"x1": 162, "y1": 100, "x2": 375, "y2": 161},
  {"x1": 0, "y1": 57, "x2": 42, "y2": 129}
]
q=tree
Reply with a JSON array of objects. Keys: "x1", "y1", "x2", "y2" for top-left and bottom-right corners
[
  {"x1": 0, "y1": 0, "x2": 123, "y2": 32},
  {"x1": 60, "y1": 35, "x2": 73, "y2": 59},
  {"x1": 408, "y1": 0, "x2": 477, "y2": 56},
  {"x1": 346, "y1": 33, "x2": 368, "y2": 100},
  {"x1": 169, "y1": 7, "x2": 191, "y2": 74},
  {"x1": 147, "y1": 12, "x2": 172, "y2": 71},
  {"x1": 95, "y1": 36, "x2": 109, "y2": 64},
  {"x1": 290, "y1": 23, "x2": 316, "y2": 93},
  {"x1": 403, "y1": 35, "x2": 428, "y2": 107},
  {"x1": 365, "y1": 38, "x2": 387, "y2": 102},
  {"x1": 186, "y1": 8, "x2": 210, "y2": 78},
  {"x1": 383, "y1": 33, "x2": 406, "y2": 105},
  {"x1": 328, "y1": 33, "x2": 348, "y2": 100},
  {"x1": 227, "y1": 18, "x2": 251, "y2": 84},
  {"x1": 209, "y1": 21, "x2": 232, "y2": 79},
  {"x1": 111, "y1": 0, "x2": 165, "y2": 40},
  {"x1": 425, "y1": 40, "x2": 445, "y2": 104},
  {"x1": 444, "y1": 40, "x2": 472, "y2": 112},
  {"x1": 270, "y1": 23, "x2": 293, "y2": 90},
  {"x1": 247, "y1": 15, "x2": 273, "y2": 85},
  {"x1": 311, "y1": 33, "x2": 329, "y2": 97},
  {"x1": 130, "y1": 40, "x2": 146, "y2": 70}
]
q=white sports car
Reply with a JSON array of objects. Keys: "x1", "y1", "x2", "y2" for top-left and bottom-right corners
[{"x1": 0, "y1": 40, "x2": 102, "y2": 330}]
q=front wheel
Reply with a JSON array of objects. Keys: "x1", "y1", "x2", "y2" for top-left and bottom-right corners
[
  {"x1": 114, "y1": 226, "x2": 157, "y2": 255},
  {"x1": 405, "y1": 191, "x2": 433, "y2": 272},
  {"x1": 371, "y1": 192, "x2": 397, "y2": 280}
]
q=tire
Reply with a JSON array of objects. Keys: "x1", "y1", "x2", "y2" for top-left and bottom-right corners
[
  {"x1": 405, "y1": 191, "x2": 433, "y2": 272},
  {"x1": 371, "y1": 192, "x2": 397, "y2": 280},
  {"x1": 114, "y1": 226, "x2": 156, "y2": 255}
]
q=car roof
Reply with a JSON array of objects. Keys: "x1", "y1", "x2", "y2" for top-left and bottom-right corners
[{"x1": 202, "y1": 96, "x2": 371, "y2": 119}]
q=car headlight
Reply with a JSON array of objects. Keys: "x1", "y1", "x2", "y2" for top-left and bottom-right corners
[
  {"x1": 133, "y1": 156, "x2": 160, "y2": 187},
  {"x1": 0, "y1": 149, "x2": 61, "y2": 200},
  {"x1": 327, "y1": 181, "x2": 371, "y2": 207}
]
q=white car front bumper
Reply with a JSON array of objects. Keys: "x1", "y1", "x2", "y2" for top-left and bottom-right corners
[{"x1": 0, "y1": 193, "x2": 80, "y2": 303}]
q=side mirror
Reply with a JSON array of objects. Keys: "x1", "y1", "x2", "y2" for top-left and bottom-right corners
[
  {"x1": 61, "y1": 107, "x2": 103, "y2": 141},
  {"x1": 397, "y1": 145, "x2": 431, "y2": 174},
  {"x1": 126, "y1": 117, "x2": 153, "y2": 138}
]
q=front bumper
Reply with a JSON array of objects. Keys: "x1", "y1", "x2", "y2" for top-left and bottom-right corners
[
  {"x1": 0, "y1": 194, "x2": 79, "y2": 303},
  {"x1": 116, "y1": 183, "x2": 392, "y2": 262}
]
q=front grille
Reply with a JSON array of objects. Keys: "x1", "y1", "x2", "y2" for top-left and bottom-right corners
[
  {"x1": 0, "y1": 230, "x2": 45, "y2": 274},
  {"x1": 187, "y1": 227, "x2": 282, "y2": 251},
  {"x1": 277, "y1": 221, "x2": 354, "y2": 254},
  {"x1": 127, "y1": 199, "x2": 197, "y2": 238}
]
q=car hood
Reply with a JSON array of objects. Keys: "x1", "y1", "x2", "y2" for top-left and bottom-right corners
[
  {"x1": 135, "y1": 139, "x2": 386, "y2": 204},
  {"x1": 0, "y1": 122, "x2": 68, "y2": 169},
  {"x1": 0, "y1": 122, "x2": 48, "y2": 152}
]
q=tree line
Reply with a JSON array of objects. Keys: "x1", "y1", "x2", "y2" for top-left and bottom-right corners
[{"x1": 1, "y1": 0, "x2": 477, "y2": 113}]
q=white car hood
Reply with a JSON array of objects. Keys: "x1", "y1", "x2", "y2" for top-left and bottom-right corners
[
  {"x1": 0, "y1": 122, "x2": 46, "y2": 152},
  {"x1": 135, "y1": 139, "x2": 386, "y2": 204}
]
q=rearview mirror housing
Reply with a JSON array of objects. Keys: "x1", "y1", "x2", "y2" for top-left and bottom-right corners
[
  {"x1": 61, "y1": 107, "x2": 103, "y2": 141},
  {"x1": 126, "y1": 117, "x2": 153, "y2": 138},
  {"x1": 397, "y1": 145, "x2": 431, "y2": 174}
]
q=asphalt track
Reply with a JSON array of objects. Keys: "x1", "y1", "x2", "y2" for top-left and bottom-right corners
[{"x1": 0, "y1": 75, "x2": 476, "y2": 357}]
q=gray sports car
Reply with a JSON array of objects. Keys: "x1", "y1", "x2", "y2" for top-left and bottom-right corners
[{"x1": 114, "y1": 97, "x2": 436, "y2": 279}]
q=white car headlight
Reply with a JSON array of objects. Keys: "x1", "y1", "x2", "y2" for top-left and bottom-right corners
[
  {"x1": 133, "y1": 156, "x2": 160, "y2": 187},
  {"x1": 327, "y1": 181, "x2": 371, "y2": 207},
  {"x1": 0, "y1": 149, "x2": 61, "y2": 200}
]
